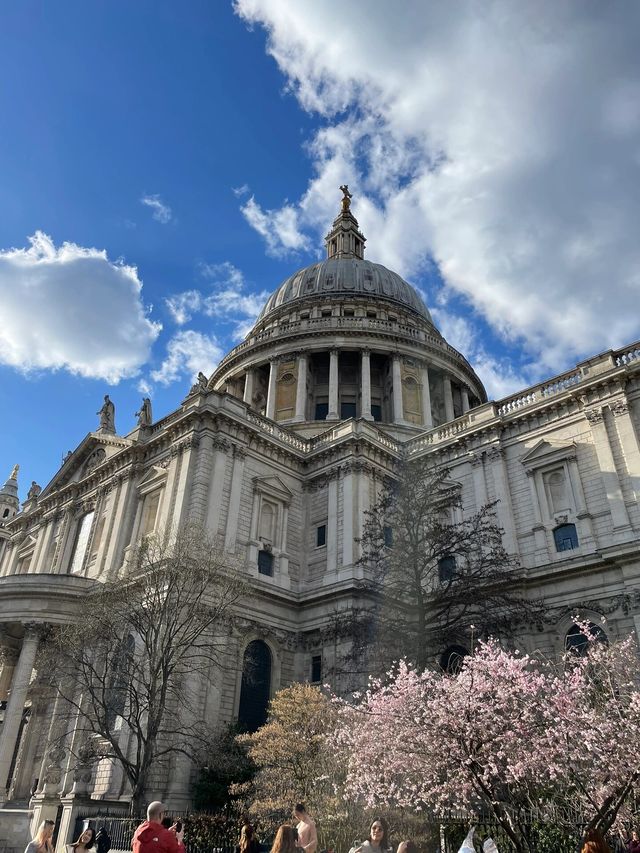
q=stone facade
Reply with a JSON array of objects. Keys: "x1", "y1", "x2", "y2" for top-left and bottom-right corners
[{"x1": 0, "y1": 194, "x2": 639, "y2": 844}]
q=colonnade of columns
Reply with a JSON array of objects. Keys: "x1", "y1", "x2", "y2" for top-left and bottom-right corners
[{"x1": 242, "y1": 349, "x2": 473, "y2": 427}]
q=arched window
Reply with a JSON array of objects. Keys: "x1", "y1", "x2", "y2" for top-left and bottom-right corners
[
  {"x1": 440, "y1": 645, "x2": 469, "y2": 675},
  {"x1": 438, "y1": 554, "x2": 456, "y2": 583},
  {"x1": 237, "y1": 640, "x2": 272, "y2": 732},
  {"x1": 554, "y1": 523, "x2": 578, "y2": 552},
  {"x1": 565, "y1": 622, "x2": 607, "y2": 657},
  {"x1": 69, "y1": 511, "x2": 95, "y2": 574}
]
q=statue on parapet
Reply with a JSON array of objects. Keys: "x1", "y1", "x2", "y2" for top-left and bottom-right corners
[
  {"x1": 96, "y1": 395, "x2": 116, "y2": 433},
  {"x1": 339, "y1": 184, "x2": 352, "y2": 212},
  {"x1": 135, "y1": 397, "x2": 153, "y2": 427},
  {"x1": 27, "y1": 481, "x2": 41, "y2": 502}
]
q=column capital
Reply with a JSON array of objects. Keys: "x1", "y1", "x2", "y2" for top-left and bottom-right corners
[
  {"x1": 585, "y1": 406, "x2": 605, "y2": 425},
  {"x1": 610, "y1": 398, "x2": 629, "y2": 418}
]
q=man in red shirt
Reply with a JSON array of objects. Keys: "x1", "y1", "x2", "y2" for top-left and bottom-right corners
[{"x1": 132, "y1": 801, "x2": 185, "y2": 853}]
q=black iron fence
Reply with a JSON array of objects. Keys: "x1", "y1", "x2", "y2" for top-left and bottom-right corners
[{"x1": 73, "y1": 813, "x2": 237, "y2": 853}]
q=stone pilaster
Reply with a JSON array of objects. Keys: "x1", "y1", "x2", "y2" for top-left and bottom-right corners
[
  {"x1": 609, "y1": 398, "x2": 640, "y2": 503},
  {"x1": 341, "y1": 466, "x2": 354, "y2": 570},
  {"x1": 224, "y1": 446, "x2": 247, "y2": 552},
  {"x1": 392, "y1": 354, "x2": 404, "y2": 424},
  {"x1": 585, "y1": 407, "x2": 631, "y2": 531},
  {"x1": 487, "y1": 447, "x2": 518, "y2": 555},
  {"x1": 326, "y1": 473, "x2": 339, "y2": 574},
  {"x1": 243, "y1": 368, "x2": 255, "y2": 405},
  {"x1": 206, "y1": 438, "x2": 230, "y2": 540}
]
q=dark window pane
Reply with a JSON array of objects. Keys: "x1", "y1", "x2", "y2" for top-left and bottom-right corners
[
  {"x1": 383, "y1": 526, "x2": 393, "y2": 547},
  {"x1": 438, "y1": 554, "x2": 456, "y2": 583},
  {"x1": 316, "y1": 525, "x2": 326, "y2": 547},
  {"x1": 440, "y1": 645, "x2": 469, "y2": 675},
  {"x1": 258, "y1": 549, "x2": 274, "y2": 576},
  {"x1": 341, "y1": 402, "x2": 357, "y2": 419},
  {"x1": 238, "y1": 640, "x2": 272, "y2": 731},
  {"x1": 371, "y1": 404, "x2": 382, "y2": 422},
  {"x1": 565, "y1": 622, "x2": 607, "y2": 656},
  {"x1": 311, "y1": 654, "x2": 322, "y2": 683},
  {"x1": 554, "y1": 523, "x2": 578, "y2": 552},
  {"x1": 315, "y1": 402, "x2": 329, "y2": 420}
]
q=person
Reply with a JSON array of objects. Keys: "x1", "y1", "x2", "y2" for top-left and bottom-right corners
[
  {"x1": 132, "y1": 801, "x2": 185, "y2": 853},
  {"x1": 294, "y1": 804, "x2": 317, "y2": 853},
  {"x1": 69, "y1": 828, "x2": 95, "y2": 852},
  {"x1": 627, "y1": 830, "x2": 640, "y2": 853},
  {"x1": 24, "y1": 820, "x2": 55, "y2": 853},
  {"x1": 239, "y1": 822, "x2": 260, "y2": 853},
  {"x1": 349, "y1": 818, "x2": 391, "y2": 853},
  {"x1": 582, "y1": 828, "x2": 611, "y2": 853},
  {"x1": 396, "y1": 842, "x2": 418, "y2": 853},
  {"x1": 270, "y1": 825, "x2": 302, "y2": 853},
  {"x1": 94, "y1": 828, "x2": 111, "y2": 853},
  {"x1": 456, "y1": 828, "x2": 476, "y2": 853}
]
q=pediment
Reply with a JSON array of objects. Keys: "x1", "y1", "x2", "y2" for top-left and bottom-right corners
[
  {"x1": 137, "y1": 463, "x2": 169, "y2": 494},
  {"x1": 520, "y1": 439, "x2": 577, "y2": 471},
  {"x1": 252, "y1": 475, "x2": 294, "y2": 502},
  {"x1": 39, "y1": 432, "x2": 132, "y2": 498}
]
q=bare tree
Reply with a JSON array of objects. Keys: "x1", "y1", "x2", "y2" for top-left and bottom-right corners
[
  {"x1": 39, "y1": 523, "x2": 247, "y2": 813},
  {"x1": 345, "y1": 456, "x2": 542, "y2": 674}
]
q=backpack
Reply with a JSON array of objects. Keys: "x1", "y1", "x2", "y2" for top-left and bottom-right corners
[{"x1": 95, "y1": 828, "x2": 112, "y2": 853}]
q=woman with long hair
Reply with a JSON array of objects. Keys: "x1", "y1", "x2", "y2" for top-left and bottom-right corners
[
  {"x1": 582, "y1": 828, "x2": 611, "y2": 853},
  {"x1": 24, "y1": 820, "x2": 55, "y2": 853},
  {"x1": 271, "y1": 824, "x2": 301, "y2": 853},
  {"x1": 349, "y1": 818, "x2": 391, "y2": 853},
  {"x1": 69, "y1": 827, "x2": 95, "y2": 852}
]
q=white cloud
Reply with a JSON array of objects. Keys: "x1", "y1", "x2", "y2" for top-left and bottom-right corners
[
  {"x1": 140, "y1": 194, "x2": 173, "y2": 224},
  {"x1": 0, "y1": 231, "x2": 160, "y2": 382},
  {"x1": 150, "y1": 330, "x2": 224, "y2": 385},
  {"x1": 164, "y1": 261, "x2": 270, "y2": 340},
  {"x1": 233, "y1": 183, "x2": 250, "y2": 197},
  {"x1": 241, "y1": 195, "x2": 311, "y2": 257},
  {"x1": 235, "y1": 1, "x2": 640, "y2": 375}
]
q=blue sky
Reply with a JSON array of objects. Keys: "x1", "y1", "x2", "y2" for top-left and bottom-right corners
[{"x1": 1, "y1": 1, "x2": 639, "y2": 496}]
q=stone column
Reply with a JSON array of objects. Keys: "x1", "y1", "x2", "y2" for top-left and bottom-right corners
[
  {"x1": 294, "y1": 353, "x2": 308, "y2": 422},
  {"x1": 360, "y1": 350, "x2": 373, "y2": 421},
  {"x1": 420, "y1": 363, "x2": 433, "y2": 428},
  {"x1": 326, "y1": 473, "x2": 339, "y2": 574},
  {"x1": 327, "y1": 350, "x2": 339, "y2": 420},
  {"x1": 461, "y1": 386, "x2": 471, "y2": 414},
  {"x1": 0, "y1": 624, "x2": 41, "y2": 800},
  {"x1": 443, "y1": 376, "x2": 455, "y2": 422},
  {"x1": 0, "y1": 646, "x2": 18, "y2": 702},
  {"x1": 585, "y1": 407, "x2": 630, "y2": 531},
  {"x1": 392, "y1": 355, "x2": 404, "y2": 424},
  {"x1": 243, "y1": 369, "x2": 255, "y2": 405},
  {"x1": 266, "y1": 360, "x2": 278, "y2": 420},
  {"x1": 468, "y1": 453, "x2": 487, "y2": 509}
]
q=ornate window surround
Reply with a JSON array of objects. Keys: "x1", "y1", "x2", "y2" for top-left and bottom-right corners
[{"x1": 248, "y1": 476, "x2": 292, "y2": 585}]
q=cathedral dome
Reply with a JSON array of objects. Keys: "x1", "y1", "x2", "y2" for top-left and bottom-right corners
[{"x1": 256, "y1": 257, "x2": 433, "y2": 325}]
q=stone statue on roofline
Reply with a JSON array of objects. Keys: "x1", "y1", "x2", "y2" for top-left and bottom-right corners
[
  {"x1": 339, "y1": 184, "x2": 352, "y2": 212},
  {"x1": 96, "y1": 394, "x2": 116, "y2": 434},
  {"x1": 135, "y1": 397, "x2": 153, "y2": 427},
  {"x1": 27, "y1": 481, "x2": 41, "y2": 502}
]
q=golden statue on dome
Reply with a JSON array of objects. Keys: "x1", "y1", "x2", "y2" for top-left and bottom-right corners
[{"x1": 339, "y1": 184, "x2": 352, "y2": 212}]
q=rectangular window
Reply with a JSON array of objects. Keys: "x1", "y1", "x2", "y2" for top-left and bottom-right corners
[
  {"x1": 321, "y1": 309, "x2": 332, "y2": 318},
  {"x1": 258, "y1": 549, "x2": 274, "y2": 576},
  {"x1": 69, "y1": 511, "x2": 95, "y2": 574},
  {"x1": 139, "y1": 490, "x2": 161, "y2": 537},
  {"x1": 341, "y1": 401, "x2": 357, "y2": 419},
  {"x1": 316, "y1": 524, "x2": 326, "y2": 547},
  {"x1": 311, "y1": 654, "x2": 322, "y2": 683},
  {"x1": 438, "y1": 554, "x2": 457, "y2": 583},
  {"x1": 315, "y1": 402, "x2": 329, "y2": 420},
  {"x1": 371, "y1": 404, "x2": 382, "y2": 422},
  {"x1": 366, "y1": 310, "x2": 377, "y2": 318},
  {"x1": 383, "y1": 526, "x2": 393, "y2": 547},
  {"x1": 343, "y1": 309, "x2": 355, "y2": 317}
]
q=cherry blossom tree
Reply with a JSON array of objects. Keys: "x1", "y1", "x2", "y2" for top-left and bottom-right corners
[{"x1": 334, "y1": 625, "x2": 640, "y2": 852}]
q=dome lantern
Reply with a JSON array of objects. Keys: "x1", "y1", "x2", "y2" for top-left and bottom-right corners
[{"x1": 325, "y1": 185, "x2": 366, "y2": 260}]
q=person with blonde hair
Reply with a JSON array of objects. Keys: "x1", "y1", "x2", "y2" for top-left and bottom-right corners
[
  {"x1": 24, "y1": 820, "x2": 55, "y2": 853},
  {"x1": 271, "y1": 824, "x2": 302, "y2": 853},
  {"x1": 239, "y1": 822, "x2": 260, "y2": 853}
]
